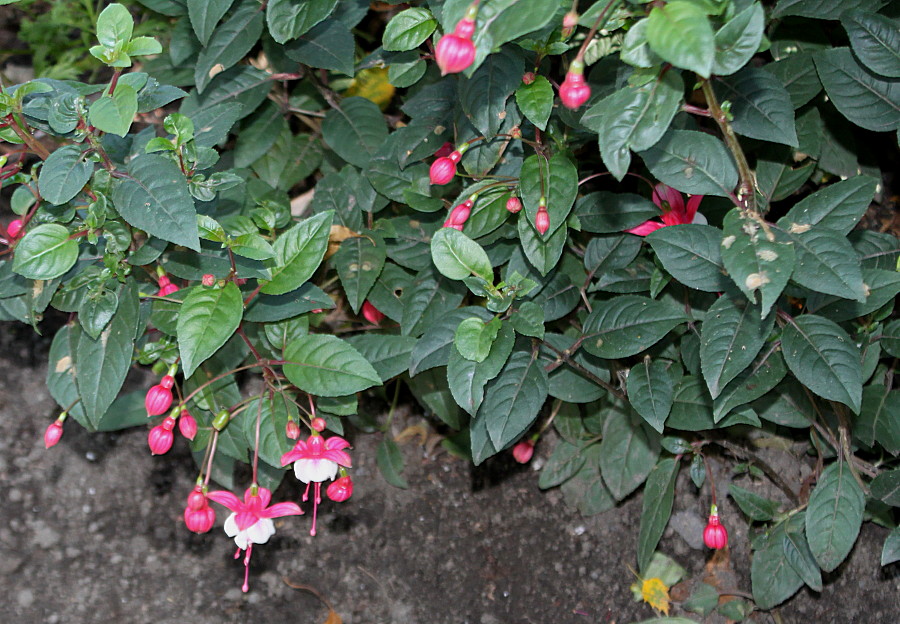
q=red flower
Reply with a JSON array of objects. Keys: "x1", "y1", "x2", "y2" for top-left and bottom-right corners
[
  {"x1": 148, "y1": 416, "x2": 176, "y2": 455},
  {"x1": 703, "y1": 506, "x2": 728, "y2": 549},
  {"x1": 6, "y1": 218, "x2": 24, "y2": 240},
  {"x1": 627, "y1": 183, "x2": 706, "y2": 236},
  {"x1": 435, "y1": 14, "x2": 476, "y2": 75},
  {"x1": 559, "y1": 60, "x2": 591, "y2": 110},
  {"x1": 44, "y1": 418, "x2": 64, "y2": 449},
  {"x1": 145, "y1": 375, "x2": 175, "y2": 416},
  {"x1": 512, "y1": 439, "x2": 535, "y2": 464},
  {"x1": 178, "y1": 409, "x2": 197, "y2": 441},
  {"x1": 506, "y1": 196, "x2": 522, "y2": 214},
  {"x1": 326, "y1": 475, "x2": 353, "y2": 502},
  {"x1": 184, "y1": 486, "x2": 216, "y2": 534},
  {"x1": 362, "y1": 301, "x2": 385, "y2": 325},
  {"x1": 429, "y1": 151, "x2": 462, "y2": 185}
]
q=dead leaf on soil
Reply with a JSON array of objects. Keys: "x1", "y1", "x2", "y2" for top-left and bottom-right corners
[
  {"x1": 324, "y1": 224, "x2": 363, "y2": 259},
  {"x1": 282, "y1": 577, "x2": 342, "y2": 624}
]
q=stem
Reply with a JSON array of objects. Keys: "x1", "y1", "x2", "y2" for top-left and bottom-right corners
[
  {"x1": 701, "y1": 452, "x2": 718, "y2": 506},
  {"x1": 541, "y1": 339, "x2": 626, "y2": 400},
  {"x1": 251, "y1": 390, "x2": 263, "y2": 485},
  {"x1": 6, "y1": 115, "x2": 49, "y2": 160},
  {"x1": 203, "y1": 430, "x2": 219, "y2": 488},
  {"x1": 575, "y1": 0, "x2": 623, "y2": 63},
  {"x1": 700, "y1": 80, "x2": 755, "y2": 211},
  {"x1": 713, "y1": 439, "x2": 799, "y2": 504}
]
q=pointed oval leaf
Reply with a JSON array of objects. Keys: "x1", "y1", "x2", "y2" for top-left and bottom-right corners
[
  {"x1": 789, "y1": 227, "x2": 866, "y2": 301},
  {"x1": 12, "y1": 224, "x2": 79, "y2": 280},
  {"x1": 814, "y1": 47, "x2": 900, "y2": 132},
  {"x1": 262, "y1": 211, "x2": 333, "y2": 295},
  {"x1": 646, "y1": 1, "x2": 715, "y2": 77},
  {"x1": 177, "y1": 282, "x2": 243, "y2": 378},
  {"x1": 778, "y1": 176, "x2": 877, "y2": 235},
  {"x1": 38, "y1": 145, "x2": 93, "y2": 206},
  {"x1": 188, "y1": 0, "x2": 234, "y2": 46},
  {"x1": 751, "y1": 523, "x2": 805, "y2": 610},
  {"x1": 430, "y1": 227, "x2": 493, "y2": 283},
  {"x1": 194, "y1": 1, "x2": 264, "y2": 93},
  {"x1": 333, "y1": 234, "x2": 386, "y2": 313},
  {"x1": 267, "y1": 0, "x2": 336, "y2": 44},
  {"x1": 515, "y1": 75, "x2": 554, "y2": 131},
  {"x1": 283, "y1": 334, "x2": 382, "y2": 397},
  {"x1": 627, "y1": 358, "x2": 675, "y2": 433},
  {"x1": 383, "y1": 7, "x2": 436, "y2": 51},
  {"x1": 518, "y1": 153, "x2": 578, "y2": 238},
  {"x1": 647, "y1": 224, "x2": 730, "y2": 292},
  {"x1": 599, "y1": 408, "x2": 660, "y2": 500},
  {"x1": 583, "y1": 295, "x2": 687, "y2": 359},
  {"x1": 640, "y1": 129, "x2": 739, "y2": 197},
  {"x1": 842, "y1": 9, "x2": 900, "y2": 79},
  {"x1": 713, "y1": 2, "x2": 765, "y2": 76},
  {"x1": 637, "y1": 458, "x2": 679, "y2": 573},
  {"x1": 714, "y1": 67, "x2": 797, "y2": 146},
  {"x1": 322, "y1": 96, "x2": 388, "y2": 168},
  {"x1": 805, "y1": 461, "x2": 865, "y2": 572}
]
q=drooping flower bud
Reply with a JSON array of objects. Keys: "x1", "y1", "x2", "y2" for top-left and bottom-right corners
[
  {"x1": 562, "y1": 11, "x2": 579, "y2": 38},
  {"x1": 184, "y1": 486, "x2": 216, "y2": 534},
  {"x1": 443, "y1": 198, "x2": 475, "y2": 229},
  {"x1": 326, "y1": 475, "x2": 354, "y2": 502},
  {"x1": 310, "y1": 417, "x2": 327, "y2": 432},
  {"x1": 512, "y1": 439, "x2": 535, "y2": 464},
  {"x1": 362, "y1": 300, "x2": 385, "y2": 325},
  {"x1": 201, "y1": 274, "x2": 215, "y2": 287},
  {"x1": 178, "y1": 409, "x2": 197, "y2": 441},
  {"x1": 522, "y1": 72, "x2": 536, "y2": 85},
  {"x1": 559, "y1": 60, "x2": 591, "y2": 110},
  {"x1": 7, "y1": 218, "x2": 24, "y2": 240},
  {"x1": 44, "y1": 414, "x2": 66, "y2": 449},
  {"x1": 435, "y1": 5, "x2": 478, "y2": 75},
  {"x1": 158, "y1": 282, "x2": 179, "y2": 297},
  {"x1": 187, "y1": 487, "x2": 207, "y2": 511},
  {"x1": 506, "y1": 196, "x2": 522, "y2": 214},
  {"x1": 434, "y1": 142, "x2": 455, "y2": 159},
  {"x1": 285, "y1": 419, "x2": 301, "y2": 440},
  {"x1": 535, "y1": 197, "x2": 550, "y2": 235},
  {"x1": 145, "y1": 375, "x2": 175, "y2": 416},
  {"x1": 703, "y1": 505, "x2": 728, "y2": 549},
  {"x1": 429, "y1": 152, "x2": 461, "y2": 185},
  {"x1": 148, "y1": 416, "x2": 177, "y2": 455}
]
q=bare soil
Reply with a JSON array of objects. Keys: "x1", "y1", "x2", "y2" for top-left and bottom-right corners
[{"x1": 0, "y1": 323, "x2": 898, "y2": 624}]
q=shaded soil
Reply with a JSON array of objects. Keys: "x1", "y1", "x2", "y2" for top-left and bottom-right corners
[{"x1": 1, "y1": 323, "x2": 899, "y2": 624}]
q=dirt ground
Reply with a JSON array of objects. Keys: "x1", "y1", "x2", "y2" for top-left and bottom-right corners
[{"x1": 1, "y1": 322, "x2": 898, "y2": 624}]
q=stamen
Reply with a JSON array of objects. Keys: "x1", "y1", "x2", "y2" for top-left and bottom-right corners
[
  {"x1": 242, "y1": 544, "x2": 253, "y2": 593},
  {"x1": 303, "y1": 481, "x2": 311, "y2": 502}
]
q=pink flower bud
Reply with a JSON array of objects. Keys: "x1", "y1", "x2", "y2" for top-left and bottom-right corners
[
  {"x1": 311, "y1": 308, "x2": 323, "y2": 314},
  {"x1": 559, "y1": 61, "x2": 591, "y2": 110},
  {"x1": 184, "y1": 489, "x2": 216, "y2": 534},
  {"x1": 362, "y1": 300, "x2": 385, "y2": 325},
  {"x1": 512, "y1": 439, "x2": 535, "y2": 464},
  {"x1": 148, "y1": 416, "x2": 176, "y2": 455},
  {"x1": 434, "y1": 142, "x2": 454, "y2": 159},
  {"x1": 44, "y1": 420, "x2": 64, "y2": 449},
  {"x1": 7, "y1": 218, "x2": 24, "y2": 240},
  {"x1": 201, "y1": 274, "x2": 215, "y2": 287},
  {"x1": 522, "y1": 72, "x2": 536, "y2": 85},
  {"x1": 145, "y1": 377, "x2": 175, "y2": 416},
  {"x1": 510, "y1": 126, "x2": 522, "y2": 139},
  {"x1": 429, "y1": 152, "x2": 461, "y2": 185},
  {"x1": 285, "y1": 420, "x2": 301, "y2": 440},
  {"x1": 435, "y1": 18, "x2": 476, "y2": 75},
  {"x1": 158, "y1": 274, "x2": 171, "y2": 287},
  {"x1": 310, "y1": 417, "x2": 327, "y2": 432},
  {"x1": 562, "y1": 11, "x2": 579, "y2": 38},
  {"x1": 178, "y1": 409, "x2": 197, "y2": 441},
  {"x1": 187, "y1": 487, "x2": 207, "y2": 511},
  {"x1": 506, "y1": 197, "x2": 522, "y2": 214},
  {"x1": 158, "y1": 282, "x2": 179, "y2": 296},
  {"x1": 326, "y1": 475, "x2": 353, "y2": 502},
  {"x1": 703, "y1": 509, "x2": 728, "y2": 549},
  {"x1": 535, "y1": 207, "x2": 550, "y2": 235}
]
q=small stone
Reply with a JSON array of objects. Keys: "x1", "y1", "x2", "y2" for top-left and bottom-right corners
[{"x1": 18, "y1": 588, "x2": 34, "y2": 607}]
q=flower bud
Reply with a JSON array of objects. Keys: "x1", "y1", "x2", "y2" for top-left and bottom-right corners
[
  {"x1": 212, "y1": 409, "x2": 230, "y2": 431},
  {"x1": 187, "y1": 487, "x2": 207, "y2": 511},
  {"x1": 148, "y1": 416, "x2": 176, "y2": 455},
  {"x1": 201, "y1": 274, "x2": 215, "y2": 287},
  {"x1": 158, "y1": 282, "x2": 179, "y2": 297},
  {"x1": 44, "y1": 419, "x2": 64, "y2": 449},
  {"x1": 7, "y1": 218, "x2": 24, "y2": 240},
  {"x1": 435, "y1": 17, "x2": 477, "y2": 75},
  {"x1": 703, "y1": 506, "x2": 728, "y2": 549},
  {"x1": 310, "y1": 417, "x2": 327, "y2": 432},
  {"x1": 562, "y1": 11, "x2": 579, "y2": 38},
  {"x1": 559, "y1": 60, "x2": 591, "y2": 110},
  {"x1": 535, "y1": 198, "x2": 550, "y2": 235},
  {"x1": 512, "y1": 439, "x2": 535, "y2": 464},
  {"x1": 429, "y1": 151, "x2": 461, "y2": 185},
  {"x1": 145, "y1": 377, "x2": 175, "y2": 416},
  {"x1": 184, "y1": 488, "x2": 216, "y2": 534},
  {"x1": 178, "y1": 409, "x2": 197, "y2": 441},
  {"x1": 506, "y1": 196, "x2": 522, "y2": 214},
  {"x1": 362, "y1": 300, "x2": 385, "y2": 325},
  {"x1": 326, "y1": 475, "x2": 354, "y2": 502},
  {"x1": 285, "y1": 419, "x2": 301, "y2": 440},
  {"x1": 434, "y1": 142, "x2": 455, "y2": 159},
  {"x1": 157, "y1": 274, "x2": 171, "y2": 287}
]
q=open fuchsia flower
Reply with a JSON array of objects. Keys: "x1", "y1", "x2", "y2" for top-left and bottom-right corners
[
  {"x1": 183, "y1": 486, "x2": 216, "y2": 534},
  {"x1": 627, "y1": 183, "x2": 707, "y2": 236},
  {"x1": 434, "y1": 3, "x2": 479, "y2": 75},
  {"x1": 145, "y1": 375, "x2": 175, "y2": 416},
  {"x1": 362, "y1": 300, "x2": 385, "y2": 325},
  {"x1": 207, "y1": 486, "x2": 303, "y2": 592},
  {"x1": 703, "y1": 505, "x2": 728, "y2": 550},
  {"x1": 559, "y1": 59, "x2": 591, "y2": 110},
  {"x1": 281, "y1": 432, "x2": 352, "y2": 536}
]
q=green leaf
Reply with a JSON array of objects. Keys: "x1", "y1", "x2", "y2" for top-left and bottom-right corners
[
  {"x1": 383, "y1": 7, "x2": 436, "y2": 52},
  {"x1": 714, "y1": 348, "x2": 786, "y2": 421},
  {"x1": 720, "y1": 209, "x2": 795, "y2": 318},
  {"x1": 517, "y1": 153, "x2": 578, "y2": 238},
  {"x1": 243, "y1": 395, "x2": 293, "y2": 469},
  {"x1": 855, "y1": 385, "x2": 900, "y2": 453},
  {"x1": 195, "y1": 0, "x2": 264, "y2": 93},
  {"x1": 729, "y1": 483, "x2": 780, "y2": 521},
  {"x1": 112, "y1": 153, "x2": 199, "y2": 251},
  {"x1": 538, "y1": 440, "x2": 586, "y2": 490},
  {"x1": 410, "y1": 307, "x2": 493, "y2": 376},
  {"x1": 806, "y1": 461, "x2": 865, "y2": 572},
  {"x1": 627, "y1": 357, "x2": 675, "y2": 434},
  {"x1": 283, "y1": 334, "x2": 381, "y2": 397},
  {"x1": 582, "y1": 71, "x2": 684, "y2": 180},
  {"x1": 583, "y1": 295, "x2": 686, "y2": 359},
  {"x1": 72, "y1": 282, "x2": 139, "y2": 427},
  {"x1": 881, "y1": 528, "x2": 900, "y2": 566},
  {"x1": 772, "y1": 0, "x2": 888, "y2": 21},
  {"x1": 510, "y1": 301, "x2": 544, "y2": 340},
  {"x1": 187, "y1": 0, "x2": 234, "y2": 46},
  {"x1": 700, "y1": 294, "x2": 774, "y2": 399},
  {"x1": 234, "y1": 102, "x2": 286, "y2": 167},
  {"x1": 599, "y1": 406, "x2": 660, "y2": 500},
  {"x1": 447, "y1": 322, "x2": 514, "y2": 415},
  {"x1": 322, "y1": 97, "x2": 388, "y2": 168},
  {"x1": 647, "y1": 224, "x2": 729, "y2": 292},
  {"x1": 177, "y1": 283, "x2": 243, "y2": 378},
  {"x1": 789, "y1": 228, "x2": 866, "y2": 301},
  {"x1": 89, "y1": 84, "x2": 137, "y2": 137},
  {"x1": 646, "y1": 1, "x2": 715, "y2": 77},
  {"x1": 126, "y1": 36, "x2": 162, "y2": 57},
  {"x1": 454, "y1": 316, "x2": 501, "y2": 363},
  {"x1": 814, "y1": 47, "x2": 900, "y2": 132},
  {"x1": 637, "y1": 457, "x2": 679, "y2": 574},
  {"x1": 575, "y1": 192, "x2": 660, "y2": 234},
  {"x1": 778, "y1": 176, "x2": 878, "y2": 235},
  {"x1": 430, "y1": 227, "x2": 493, "y2": 283},
  {"x1": 472, "y1": 350, "x2": 548, "y2": 453},
  {"x1": 870, "y1": 469, "x2": 900, "y2": 506},
  {"x1": 842, "y1": 10, "x2": 900, "y2": 79},
  {"x1": 714, "y1": 68, "x2": 797, "y2": 146},
  {"x1": 400, "y1": 268, "x2": 466, "y2": 337},
  {"x1": 12, "y1": 224, "x2": 78, "y2": 280},
  {"x1": 262, "y1": 211, "x2": 333, "y2": 296},
  {"x1": 515, "y1": 75, "x2": 553, "y2": 131},
  {"x1": 283, "y1": 18, "x2": 355, "y2": 76},
  {"x1": 96, "y1": 3, "x2": 134, "y2": 48},
  {"x1": 766, "y1": 53, "x2": 822, "y2": 109},
  {"x1": 782, "y1": 315, "x2": 863, "y2": 413},
  {"x1": 712, "y1": 2, "x2": 765, "y2": 76},
  {"x1": 666, "y1": 376, "x2": 715, "y2": 431},
  {"x1": 345, "y1": 334, "x2": 417, "y2": 382},
  {"x1": 38, "y1": 145, "x2": 93, "y2": 206},
  {"x1": 267, "y1": 0, "x2": 336, "y2": 44},
  {"x1": 516, "y1": 212, "x2": 567, "y2": 277},
  {"x1": 459, "y1": 49, "x2": 521, "y2": 137},
  {"x1": 751, "y1": 522, "x2": 804, "y2": 610},
  {"x1": 333, "y1": 234, "x2": 386, "y2": 313},
  {"x1": 46, "y1": 326, "x2": 90, "y2": 429},
  {"x1": 187, "y1": 101, "x2": 242, "y2": 148},
  {"x1": 639, "y1": 129, "x2": 739, "y2": 197},
  {"x1": 377, "y1": 437, "x2": 409, "y2": 489}
]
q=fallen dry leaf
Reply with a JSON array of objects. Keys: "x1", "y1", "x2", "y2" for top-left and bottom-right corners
[{"x1": 283, "y1": 577, "x2": 342, "y2": 624}]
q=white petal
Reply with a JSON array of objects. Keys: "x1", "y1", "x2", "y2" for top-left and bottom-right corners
[
  {"x1": 293, "y1": 458, "x2": 338, "y2": 483},
  {"x1": 223, "y1": 513, "x2": 239, "y2": 537},
  {"x1": 233, "y1": 530, "x2": 250, "y2": 550},
  {"x1": 692, "y1": 211, "x2": 708, "y2": 225},
  {"x1": 246, "y1": 518, "x2": 276, "y2": 545}
]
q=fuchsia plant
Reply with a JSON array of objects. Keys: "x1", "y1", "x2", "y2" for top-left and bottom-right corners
[
  {"x1": 434, "y1": 2, "x2": 479, "y2": 75},
  {"x1": 281, "y1": 433, "x2": 353, "y2": 536},
  {"x1": 627, "y1": 183, "x2": 707, "y2": 236}
]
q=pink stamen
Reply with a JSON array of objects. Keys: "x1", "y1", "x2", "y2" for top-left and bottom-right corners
[
  {"x1": 310, "y1": 482, "x2": 322, "y2": 536},
  {"x1": 303, "y1": 482, "x2": 311, "y2": 502},
  {"x1": 234, "y1": 546, "x2": 242, "y2": 559},
  {"x1": 242, "y1": 544, "x2": 253, "y2": 593}
]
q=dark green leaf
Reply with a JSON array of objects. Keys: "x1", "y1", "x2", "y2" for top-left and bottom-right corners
[
  {"x1": 640, "y1": 129, "x2": 739, "y2": 197},
  {"x1": 262, "y1": 211, "x2": 333, "y2": 295},
  {"x1": 881, "y1": 528, "x2": 900, "y2": 566},
  {"x1": 575, "y1": 192, "x2": 660, "y2": 234},
  {"x1": 842, "y1": 10, "x2": 900, "y2": 79},
  {"x1": 409, "y1": 307, "x2": 493, "y2": 376},
  {"x1": 772, "y1": 0, "x2": 888, "y2": 21},
  {"x1": 322, "y1": 97, "x2": 388, "y2": 168},
  {"x1": 646, "y1": 1, "x2": 714, "y2": 77},
  {"x1": 751, "y1": 522, "x2": 804, "y2": 610},
  {"x1": 815, "y1": 47, "x2": 900, "y2": 132},
  {"x1": 383, "y1": 7, "x2": 436, "y2": 52},
  {"x1": 283, "y1": 18, "x2": 355, "y2": 76},
  {"x1": 12, "y1": 224, "x2": 78, "y2": 280},
  {"x1": 267, "y1": 0, "x2": 336, "y2": 44},
  {"x1": 447, "y1": 323, "x2": 514, "y2": 415},
  {"x1": 187, "y1": 0, "x2": 234, "y2": 46},
  {"x1": 856, "y1": 385, "x2": 900, "y2": 453},
  {"x1": 377, "y1": 437, "x2": 409, "y2": 489},
  {"x1": 283, "y1": 334, "x2": 382, "y2": 397},
  {"x1": 243, "y1": 395, "x2": 293, "y2": 469},
  {"x1": 782, "y1": 527, "x2": 823, "y2": 592},
  {"x1": 870, "y1": 469, "x2": 900, "y2": 506},
  {"x1": 647, "y1": 224, "x2": 729, "y2": 292},
  {"x1": 38, "y1": 145, "x2": 93, "y2": 206},
  {"x1": 538, "y1": 441, "x2": 587, "y2": 490},
  {"x1": 177, "y1": 282, "x2": 243, "y2": 378},
  {"x1": 779, "y1": 176, "x2": 878, "y2": 235},
  {"x1": 789, "y1": 227, "x2": 866, "y2": 301},
  {"x1": 400, "y1": 267, "x2": 466, "y2": 337},
  {"x1": 459, "y1": 49, "x2": 521, "y2": 137},
  {"x1": 599, "y1": 406, "x2": 660, "y2": 500},
  {"x1": 194, "y1": 0, "x2": 264, "y2": 93},
  {"x1": 806, "y1": 461, "x2": 865, "y2": 571},
  {"x1": 637, "y1": 458, "x2": 679, "y2": 573},
  {"x1": 585, "y1": 235, "x2": 642, "y2": 275},
  {"x1": 730, "y1": 483, "x2": 780, "y2": 521},
  {"x1": 333, "y1": 234, "x2": 386, "y2": 313},
  {"x1": 515, "y1": 75, "x2": 553, "y2": 131},
  {"x1": 345, "y1": 334, "x2": 417, "y2": 382},
  {"x1": 713, "y1": 2, "x2": 765, "y2": 76},
  {"x1": 583, "y1": 295, "x2": 686, "y2": 359},
  {"x1": 713, "y1": 348, "x2": 786, "y2": 421},
  {"x1": 627, "y1": 357, "x2": 674, "y2": 434},
  {"x1": 714, "y1": 68, "x2": 797, "y2": 146}
]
